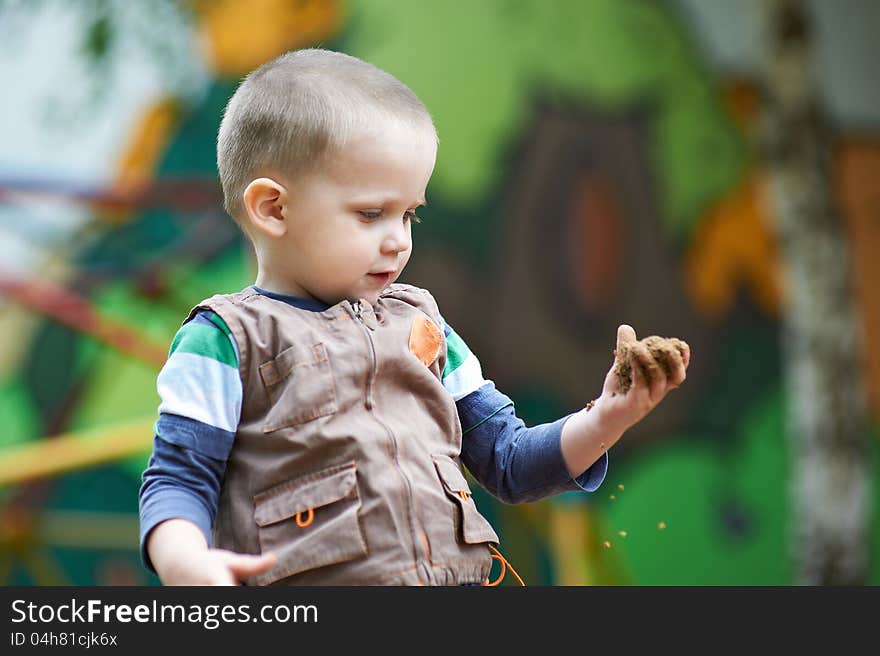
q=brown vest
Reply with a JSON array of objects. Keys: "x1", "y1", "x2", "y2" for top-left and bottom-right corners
[{"x1": 189, "y1": 284, "x2": 498, "y2": 585}]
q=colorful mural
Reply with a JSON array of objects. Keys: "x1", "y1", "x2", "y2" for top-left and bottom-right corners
[{"x1": 0, "y1": 0, "x2": 877, "y2": 585}]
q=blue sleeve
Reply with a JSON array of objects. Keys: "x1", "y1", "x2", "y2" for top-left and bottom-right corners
[
  {"x1": 138, "y1": 431, "x2": 227, "y2": 574},
  {"x1": 457, "y1": 382, "x2": 608, "y2": 504}
]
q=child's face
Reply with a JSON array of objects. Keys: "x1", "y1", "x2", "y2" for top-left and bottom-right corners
[{"x1": 269, "y1": 119, "x2": 437, "y2": 306}]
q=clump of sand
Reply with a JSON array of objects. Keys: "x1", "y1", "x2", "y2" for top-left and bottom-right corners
[{"x1": 612, "y1": 335, "x2": 689, "y2": 393}]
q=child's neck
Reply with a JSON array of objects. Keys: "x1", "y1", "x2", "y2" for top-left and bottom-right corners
[{"x1": 252, "y1": 285, "x2": 331, "y2": 312}]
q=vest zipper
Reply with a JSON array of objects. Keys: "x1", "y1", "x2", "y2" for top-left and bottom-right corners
[
  {"x1": 352, "y1": 301, "x2": 375, "y2": 410},
  {"x1": 350, "y1": 300, "x2": 427, "y2": 581}
]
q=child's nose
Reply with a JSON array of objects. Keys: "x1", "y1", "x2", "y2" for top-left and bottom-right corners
[{"x1": 381, "y1": 222, "x2": 411, "y2": 254}]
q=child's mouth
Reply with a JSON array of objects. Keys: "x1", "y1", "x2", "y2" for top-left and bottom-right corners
[{"x1": 367, "y1": 272, "x2": 393, "y2": 286}]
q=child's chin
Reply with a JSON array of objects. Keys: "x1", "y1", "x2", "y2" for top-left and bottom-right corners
[{"x1": 344, "y1": 290, "x2": 379, "y2": 305}]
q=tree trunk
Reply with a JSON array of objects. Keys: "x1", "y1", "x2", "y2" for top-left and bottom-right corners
[{"x1": 759, "y1": 0, "x2": 872, "y2": 584}]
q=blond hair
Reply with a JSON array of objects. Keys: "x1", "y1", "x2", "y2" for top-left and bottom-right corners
[{"x1": 217, "y1": 48, "x2": 437, "y2": 222}]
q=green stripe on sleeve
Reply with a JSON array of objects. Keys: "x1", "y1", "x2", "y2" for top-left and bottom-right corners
[
  {"x1": 443, "y1": 327, "x2": 470, "y2": 379},
  {"x1": 206, "y1": 311, "x2": 233, "y2": 338},
  {"x1": 169, "y1": 321, "x2": 238, "y2": 368}
]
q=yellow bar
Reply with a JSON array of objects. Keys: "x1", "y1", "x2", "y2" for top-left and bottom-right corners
[
  {"x1": 40, "y1": 510, "x2": 140, "y2": 550},
  {"x1": 0, "y1": 417, "x2": 154, "y2": 487}
]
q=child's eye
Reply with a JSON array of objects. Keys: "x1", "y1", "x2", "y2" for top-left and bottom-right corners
[{"x1": 358, "y1": 209, "x2": 421, "y2": 224}]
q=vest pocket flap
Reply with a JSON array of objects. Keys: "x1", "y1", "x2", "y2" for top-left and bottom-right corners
[
  {"x1": 432, "y1": 455, "x2": 469, "y2": 494},
  {"x1": 260, "y1": 340, "x2": 338, "y2": 431},
  {"x1": 254, "y1": 462, "x2": 357, "y2": 527},
  {"x1": 259, "y1": 342, "x2": 328, "y2": 387},
  {"x1": 433, "y1": 455, "x2": 499, "y2": 545}
]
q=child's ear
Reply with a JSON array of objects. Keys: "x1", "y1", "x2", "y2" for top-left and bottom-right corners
[{"x1": 242, "y1": 177, "x2": 288, "y2": 238}]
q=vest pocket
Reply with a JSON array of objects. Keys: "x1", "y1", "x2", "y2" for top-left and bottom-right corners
[
  {"x1": 250, "y1": 461, "x2": 367, "y2": 585},
  {"x1": 432, "y1": 455, "x2": 499, "y2": 545},
  {"x1": 259, "y1": 342, "x2": 338, "y2": 431}
]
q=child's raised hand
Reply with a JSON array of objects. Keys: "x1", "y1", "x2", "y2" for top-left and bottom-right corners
[{"x1": 595, "y1": 324, "x2": 690, "y2": 434}]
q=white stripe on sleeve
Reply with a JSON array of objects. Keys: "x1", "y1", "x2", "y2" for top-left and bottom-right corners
[
  {"x1": 442, "y1": 351, "x2": 486, "y2": 401},
  {"x1": 157, "y1": 351, "x2": 242, "y2": 432}
]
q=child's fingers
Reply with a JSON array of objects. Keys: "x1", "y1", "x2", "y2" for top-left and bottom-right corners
[
  {"x1": 221, "y1": 551, "x2": 278, "y2": 579},
  {"x1": 616, "y1": 324, "x2": 637, "y2": 351},
  {"x1": 631, "y1": 341, "x2": 665, "y2": 398},
  {"x1": 611, "y1": 330, "x2": 690, "y2": 396},
  {"x1": 629, "y1": 346, "x2": 645, "y2": 392},
  {"x1": 609, "y1": 326, "x2": 638, "y2": 394},
  {"x1": 669, "y1": 351, "x2": 686, "y2": 387},
  {"x1": 668, "y1": 337, "x2": 691, "y2": 369},
  {"x1": 645, "y1": 337, "x2": 686, "y2": 388}
]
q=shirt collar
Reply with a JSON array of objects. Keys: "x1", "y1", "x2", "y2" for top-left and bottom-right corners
[{"x1": 251, "y1": 286, "x2": 331, "y2": 312}]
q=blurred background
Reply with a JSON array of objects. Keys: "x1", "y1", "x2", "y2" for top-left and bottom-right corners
[{"x1": 0, "y1": 0, "x2": 878, "y2": 585}]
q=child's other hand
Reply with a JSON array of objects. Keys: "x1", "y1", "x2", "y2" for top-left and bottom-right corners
[
  {"x1": 162, "y1": 549, "x2": 277, "y2": 586},
  {"x1": 595, "y1": 324, "x2": 690, "y2": 434}
]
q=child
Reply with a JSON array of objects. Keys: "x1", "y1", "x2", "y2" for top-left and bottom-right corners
[{"x1": 138, "y1": 48, "x2": 689, "y2": 586}]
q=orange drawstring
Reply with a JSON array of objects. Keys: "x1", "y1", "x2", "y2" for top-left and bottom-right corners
[
  {"x1": 484, "y1": 552, "x2": 506, "y2": 586},
  {"x1": 483, "y1": 544, "x2": 525, "y2": 586}
]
